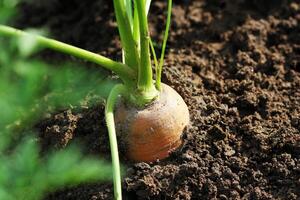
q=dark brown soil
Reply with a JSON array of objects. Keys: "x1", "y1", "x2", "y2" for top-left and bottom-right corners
[{"x1": 18, "y1": 0, "x2": 300, "y2": 199}]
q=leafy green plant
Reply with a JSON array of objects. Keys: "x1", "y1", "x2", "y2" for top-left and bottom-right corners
[
  {"x1": 0, "y1": 0, "x2": 190, "y2": 200},
  {"x1": 0, "y1": 138, "x2": 112, "y2": 200},
  {"x1": 0, "y1": 2, "x2": 116, "y2": 199},
  {"x1": 0, "y1": 37, "x2": 115, "y2": 199}
]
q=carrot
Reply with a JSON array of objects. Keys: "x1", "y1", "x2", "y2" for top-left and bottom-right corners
[{"x1": 115, "y1": 83, "x2": 189, "y2": 162}]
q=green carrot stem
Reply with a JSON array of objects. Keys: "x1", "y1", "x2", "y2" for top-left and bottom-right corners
[
  {"x1": 125, "y1": 0, "x2": 133, "y2": 29},
  {"x1": 149, "y1": 39, "x2": 158, "y2": 70},
  {"x1": 113, "y1": 0, "x2": 139, "y2": 71},
  {"x1": 105, "y1": 84, "x2": 125, "y2": 200},
  {"x1": 156, "y1": 0, "x2": 172, "y2": 90},
  {"x1": 135, "y1": 0, "x2": 153, "y2": 91},
  {"x1": 133, "y1": 7, "x2": 140, "y2": 50},
  {"x1": 0, "y1": 25, "x2": 135, "y2": 86}
]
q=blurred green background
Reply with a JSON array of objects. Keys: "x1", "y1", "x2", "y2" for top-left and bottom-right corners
[{"x1": 0, "y1": 1, "x2": 117, "y2": 199}]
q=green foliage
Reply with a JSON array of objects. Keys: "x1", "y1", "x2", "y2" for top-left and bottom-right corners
[
  {"x1": 0, "y1": 37, "x2": 116, "y2": 130},
  {"x1": 0, "y1": 2, "x2": 116, "y2": 199},
  {"x1": 0, "y1": 0, "x2": 19, "y2": 24},
  {"x1": 0, "y1": 138, "x2": 112, "y2": 200},
  {"x1": 0, "y1": 39, "x2": 115, "y2": 199}
]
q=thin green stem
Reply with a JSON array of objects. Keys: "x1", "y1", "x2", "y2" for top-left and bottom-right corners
[
  {"x1": 135, "y1": 0, "x2": 153, "y2": 91},
  {"x1": 0, "y1": 25, "x2": 135, "y2": 86},
  {"x1": 149, "y1": 39, "x2": 158, "y2": 71},
  {"x1": 125, "y1": 0, "x2": 133, "y2": 29},
  {"x1": 145, "y1": 0, "x2": 152, "y2": 14},
  {"x1": 105, "y1": 84, "x2": 125, "y2": 200},
  {"x1": 113, "y1": 0, "x2": 139, "y2": 71},
  {"x1": 133, "y1": 0, "x2": 151, "y2": 52},
  {"x1": 156, "y1": 0, "x2": 172, "y2": 90},
  {"x1": 133, "y1": 7, "x2": 140, "y2": 51}
]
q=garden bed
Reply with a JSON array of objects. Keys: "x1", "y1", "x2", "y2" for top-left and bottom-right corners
[{"x1": 18, "y1": 0, "x2": 299, "y2": 199}]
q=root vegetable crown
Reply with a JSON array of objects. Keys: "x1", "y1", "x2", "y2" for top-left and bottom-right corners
[{"x1": 116, "y1": 83, "x2": 189, "y2": 162}]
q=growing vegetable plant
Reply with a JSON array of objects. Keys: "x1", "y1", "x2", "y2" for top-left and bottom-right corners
[{"x1": 0, "y1": 0, "x2": 190, "y2": 199}]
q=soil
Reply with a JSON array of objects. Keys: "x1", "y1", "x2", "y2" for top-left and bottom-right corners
[{"x1": 17, "y1": 0, "x2": 300, "y2": 199}]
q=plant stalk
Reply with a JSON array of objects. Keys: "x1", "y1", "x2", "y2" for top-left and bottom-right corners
[
  {"x1": 135, "y1": 0, "x2": 154, "y2": 91},
  {"x1": 105, "y1": 84, "x2": 125, "y2": 200},
  {"x1": 113, "y1": 0, "x2": 139, "y2": 71},
  {"x1": 133, "y1": 7, "x2": 140, "y2": 50},
  {"x1": 156, "y1": 0, "x2": 172, "y2": 90}
]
